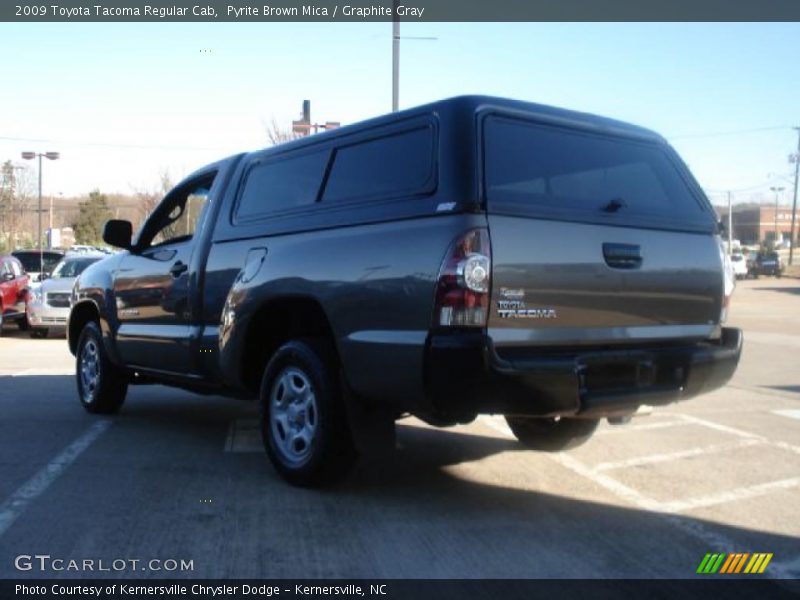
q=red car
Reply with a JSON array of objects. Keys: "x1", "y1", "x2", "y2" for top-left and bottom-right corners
[{"x1": 0, "y1": 255, "x2": 29, "y2": 335}]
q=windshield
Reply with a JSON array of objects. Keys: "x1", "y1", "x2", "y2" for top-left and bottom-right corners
[
  {"x1": 484, "y1": 116, "x2": 712, "y2": 231},
  {"x1": 13, "y1": 252, "x2": 64, "y2": 273},
  {"x1": 50, "y1": 257, "x2": 101, "y2": 279}
]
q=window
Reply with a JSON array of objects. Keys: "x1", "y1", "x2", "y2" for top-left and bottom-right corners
[
  {"x1": 484, "y1": 116, "x2": 707, "y2": 223},
  {"x1": 145, "y1": 174, "x2": 215, "y2": 247},
  {"x1": 236, "y1": 151, "x2": 329, "y2": 221},
  {"x1": 322, "y1": 127, "x2": 434, "y2": 203}
]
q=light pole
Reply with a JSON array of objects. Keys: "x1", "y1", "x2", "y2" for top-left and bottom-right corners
[
  {"x1": 789, "y1": 127, "x2": 800, "y2": 265},
  {"x1": 21, "y1": 151, "x2": 60, "y2": 274},
  {"x1": 770, "y1": 186, "x2": 785, "y2": 247}
]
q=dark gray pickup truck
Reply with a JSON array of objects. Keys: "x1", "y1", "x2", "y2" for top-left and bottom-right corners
[{"x1": 68, "y1": 96, "x2": 742, "y2": 486}]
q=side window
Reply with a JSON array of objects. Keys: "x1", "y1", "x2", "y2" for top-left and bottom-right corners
[
  {"x1": 322, "y1": 126, "x2": 434, "y2": 203},
  {"x1": 0, "y1": 260, "x2": 9, "y2": 278},
  {"x1": 145, "y1": 174, "x2": 216, "y2": 247},
  {"x1": 10, "y1": 260, "x2": 22, "y2": 277},
  {"x1": 235, "y1": 150, "x2": 329, "y2": 222}
]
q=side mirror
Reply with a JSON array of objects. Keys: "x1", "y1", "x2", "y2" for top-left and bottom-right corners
[
  {"x1": 2, "y1": 272, "x2": 14, "y2": 282},
  {"x1": 102, "y1": 219, "x2": 133, "y2": 250},
  {"x1": 40, "y1": 272, "x2": 49, "y2": 280}
]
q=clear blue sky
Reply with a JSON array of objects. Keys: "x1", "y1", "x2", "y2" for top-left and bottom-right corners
[{"x1": 1, "y1": 22, "x2": 798, "y2": 206}]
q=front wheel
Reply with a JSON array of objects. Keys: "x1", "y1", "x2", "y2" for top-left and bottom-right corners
[
  {"x1": 75, "y1": 321, "x2": 128, "y2": 414},
  {"x1": 505, "y1": 416, "x2": 599, "y2": 451},
  {"x1": 260, "y1": 339, "x2": 356, "y2": 487}
]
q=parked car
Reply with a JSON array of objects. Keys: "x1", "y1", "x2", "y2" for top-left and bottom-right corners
[
  {"x1": 68, "y1": 95, "x2": 742, "y2": 486},
  {"x1": 730, "y1": 253, "x2": 748, "y2": 279},
  {"x1": 0, "y1": 255, "x2": 30, "y2": 335},
  {"x1": 11, "y1": 249, "x2": 65, "y2": 282},
  {"x1": 27, "y1": 254, "x2": 105, "y2": 338},
  {"x1": 748, "y1": 251, "x2": 783, "y2": 278}
]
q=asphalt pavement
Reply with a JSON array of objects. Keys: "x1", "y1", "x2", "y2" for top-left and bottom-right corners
[{"x1": 0, "y1": 278, "x2": 798, "y2": 581}]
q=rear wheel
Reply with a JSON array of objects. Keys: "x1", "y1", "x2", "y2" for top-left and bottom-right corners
[
  {"x1": 260, "y1": 339, "x2": 356, "y2": 487},
  {"x1": 75, "y1": 321, "x2": 128, "y2": 414},
  {"x1": 505, "y1": 416, "x2": 599, "y2": 451}
]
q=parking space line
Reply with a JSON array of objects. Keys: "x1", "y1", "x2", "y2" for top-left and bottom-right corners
[
  {"x1": 595, "y1": 420, "x2": 687, "y2": 435},
  {"x1": 660, "y1": 477, "x2": 800, "y2": 513},
  {"x1": 772, "y1": 409, "x2": 800, "y2": 421},
  {"x1": 593, "y1": 439, "x2": 763, "y2": 472},
  {"x1": 478, "y1": 416, "x2": 662, "y2": 510},
  {"x1": 678, "y1": 413, "x2": 800, "y2": 455},
  {"x1": 0, "y1": 420, "x2": 111, "y2": 538},
  {"x1": 476, "y1": 414, "x2": 796, "y2": 579}
]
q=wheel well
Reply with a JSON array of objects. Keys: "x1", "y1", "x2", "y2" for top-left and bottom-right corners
[
  {"x1": 68, "y1": 302, "x2": 100, "y2": 355},
  {"x1": 240, "y1": 297, "x2": 337, "y2": 395}
]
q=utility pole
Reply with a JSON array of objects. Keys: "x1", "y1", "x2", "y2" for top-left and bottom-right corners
[
  {"x1": 789, "y1": 127, "x2": 800, "y2": 266},
  {"x1": 770, "y1": 186, "x2": 785, "y2": 247},
  {"x1": 392, "y1": 0, "x2": 400, "y2": 112}
]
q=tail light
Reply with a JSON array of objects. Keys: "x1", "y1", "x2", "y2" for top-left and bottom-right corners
[
  {"x1": 433, "y1": 229, "x2": 491, "y2": 328},
  {"x1": 717, "y1": 235, "x2": 734, "y2": 323}
]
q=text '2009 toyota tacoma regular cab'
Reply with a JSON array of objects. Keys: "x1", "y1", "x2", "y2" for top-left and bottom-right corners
[{"x1": 68, "y1": 96, "x2": 742, "y2": 486}]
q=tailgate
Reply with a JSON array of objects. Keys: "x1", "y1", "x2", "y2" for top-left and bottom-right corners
[{"x1": 482, "y1": 113, "x2": 723, "y2": 348}]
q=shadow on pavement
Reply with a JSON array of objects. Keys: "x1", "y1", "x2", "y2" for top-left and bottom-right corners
[{"x1": 1, "y1": 375, "x2": 799, "y2": 582}]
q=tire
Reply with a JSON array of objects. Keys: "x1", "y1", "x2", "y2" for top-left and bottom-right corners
[
  {"x1": 75, "y1": 321, "x2": 128, "y2": 414},
  {"x1": 260, "y1": 338, "x2": 356, "y2": 487},
  {"x1": 29, "y1": 328, "x2": 48, "y2": 339},
  {"x1": 504, "y1": 416, "x2": 600, "y2": 451}
]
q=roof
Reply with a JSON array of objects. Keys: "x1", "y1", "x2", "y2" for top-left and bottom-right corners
[{"x1": 250, "y1": 95, "x2": 664, "y2": 159}]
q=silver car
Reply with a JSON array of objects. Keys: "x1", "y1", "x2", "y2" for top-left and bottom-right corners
[{"x1": 27, "y1": 254, "x2": 104, "y2": 338}]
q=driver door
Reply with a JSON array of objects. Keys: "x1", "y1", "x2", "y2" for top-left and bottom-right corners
[{"x1": 113, "y1": 171, "x2": 216, "y2": 373}]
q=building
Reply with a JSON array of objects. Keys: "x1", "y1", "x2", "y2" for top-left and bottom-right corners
[{"x1": 717, "y1": 205, "x2": 797, "y2": 245}]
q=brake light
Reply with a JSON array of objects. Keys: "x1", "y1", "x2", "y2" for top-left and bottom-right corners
[{"x1": 433, "y1": 229, "x2": 491, "y2": 327}]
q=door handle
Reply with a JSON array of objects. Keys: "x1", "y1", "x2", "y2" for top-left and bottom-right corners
[
  {"x1": 170, "y1": 261, "x2": 188, "y2": 277},
  {"x1": 603, "y1": 243, "x2": 643, "y2": 269}
]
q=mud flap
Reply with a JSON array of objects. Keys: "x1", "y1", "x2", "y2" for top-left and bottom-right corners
[{"x1": 340, "y1": 377, "x2": 396, "y2": 455}]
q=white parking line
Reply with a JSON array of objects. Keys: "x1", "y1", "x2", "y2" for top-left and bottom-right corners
[
  {"x1": 479, "y1": 415, "x2": 662, "y2": 511},
  {"x1": 678, "y1": 413, "x2": 800, "y2": 455},
  {"x1": 592, "y1": 439, "x2": 763, "y2": 472},
  {"x1": 595, "y1": 420, "x2": 686, "y2": 435},
  {"x1": 659, "y1": 477, "x2": 800, "y2": 513},
  {"x1": 772, "y1": 409, "x2": 800, "y2": 421},
  {"x1": 0, "y1": 420, "x2": 111, "y2": 538},
  {"x1": 476, "y1": 414, "x2": 797, "y2": 579}
]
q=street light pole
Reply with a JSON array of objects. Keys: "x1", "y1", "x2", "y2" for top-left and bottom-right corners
[
  {"x1": 770, "y1": 186, "x2": 785, "y2": 247},
  {"x1": 392, "y1": 0, "x2": 400, "y2": 112},
  {"x1": 21, "y1": 151, "x2": 60, "y2": 275},
  {"x1": 789, "y1": 127, "x2": 800, "y2": 266}
]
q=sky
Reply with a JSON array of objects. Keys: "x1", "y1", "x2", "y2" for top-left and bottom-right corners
[{"x1": 0, "y1": 22, "x2": 799, "y2": 206}]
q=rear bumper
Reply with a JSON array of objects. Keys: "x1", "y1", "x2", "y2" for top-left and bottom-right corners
[{"x1": 425, "y1": 327, "x2": 742, "y2": 419}]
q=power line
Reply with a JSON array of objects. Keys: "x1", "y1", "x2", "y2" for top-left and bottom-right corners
[
  {"x1": 668, "y1": 126, "x2": 791, "y2": 140},
  {"x1": 0, "y1": 135, "x2": 228, "y2": 153}
]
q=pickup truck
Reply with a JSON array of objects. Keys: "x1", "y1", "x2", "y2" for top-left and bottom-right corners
[{"x1": 68, "y1": 96, "x2": 742, "y2": 486}]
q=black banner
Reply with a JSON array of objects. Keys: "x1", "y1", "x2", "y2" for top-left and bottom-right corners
[
  {"x1": 2, "y1": 579, "x2": 798, "y2": 600},
  {"x1": 4, "y1": 0, "x2": 800, "y2": 22}
]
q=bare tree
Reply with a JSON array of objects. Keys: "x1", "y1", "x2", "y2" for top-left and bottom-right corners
[
  {"x1": 132, "y1": 169, "x2": 173, "y2": 229},
  {"x1": 263, "y1": 117, "x2": 301, "y2": 146},
  {"x1": 0, "y1": 161, "x2": 36, "y2": 251}
]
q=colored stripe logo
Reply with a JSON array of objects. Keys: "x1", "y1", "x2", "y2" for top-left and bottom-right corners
[{"x1": 697, "y1": 553, "x2": 773, "y2": 574}]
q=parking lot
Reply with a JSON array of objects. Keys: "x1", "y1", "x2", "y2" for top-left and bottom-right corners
[{"x1": 0, "y1": 278, "x2": 798, "y2": 580}]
